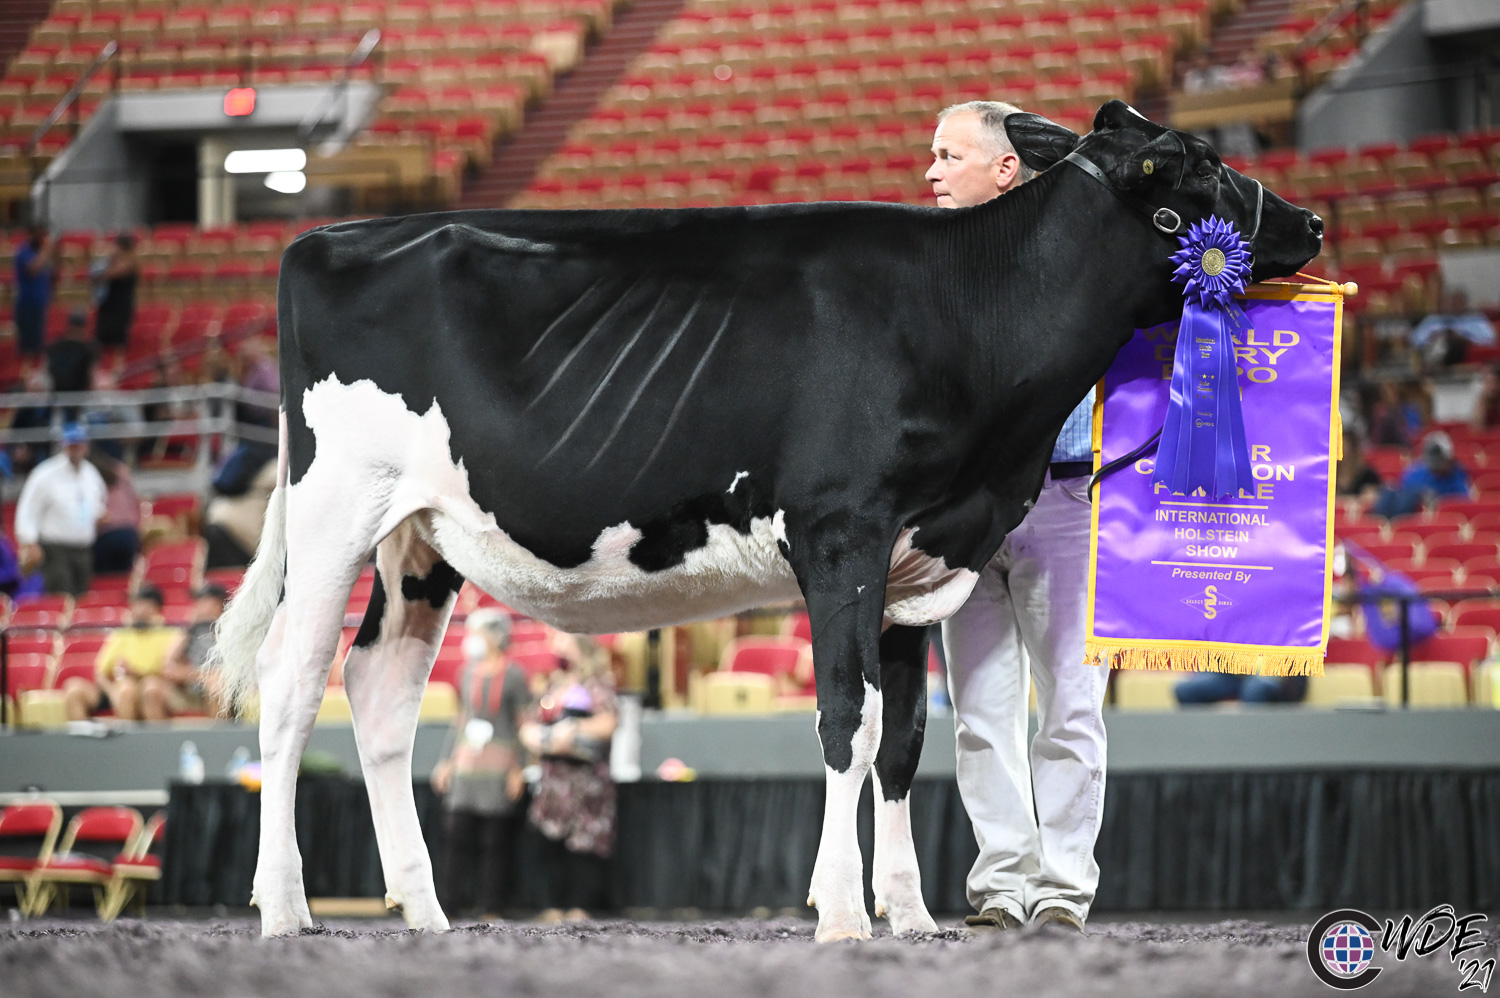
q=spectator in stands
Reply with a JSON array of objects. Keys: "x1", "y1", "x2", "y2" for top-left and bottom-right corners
[
  {"x1": 521, "y1": 638, "x2": 618, "y2": 921},
  {"x1": 64, "y1": 584, "x2": 181, "y2": 721},
  {"x1": 46, "y1": 310, "x2": 97, "y2": 420},
  {"x1": 1411, "y1": 290, "x2": 1495, "y2": 372},
  {"x1": 162, "y1": 583, "x2": 229, "y2": 717},
  {"x1": 14, "y1": 422, "x2": 107, "y2": 596},
  {"x1": 1373, "y1": 430, "x2": 1471, "y2": 518},
  {"x1": 202, "y1": 453, "x2": 277, "y2": 568},
  {"x1": 89, "y1": 447, "x2": 141, "y2": 575},
  {"x1": 237, "y1": 336, "x2": 279, "y2": 428},
  {"x1": 1366, "y1": 381, "x2": 1421, "y2": 448},
  {"x1": 1182, "y1": 49, "x2": 1223, "y2": 93},
  {"x1": 13, "y1": 226, "x2": 57, "y2": 358},
  {"x1": 432, "y1": 608, "x2": 530, "y2": 918},
  {"x1": 91, "y1": 234, "x2": 139, "y2": 352},
  {"x1": 9, "y1": 362, "x2": 53, "y2": 473},
  {"x1": 1336, "y1": 431, "x2": 1383, "y2": 502},
  {"x1": 1174, "y1": 671, "x2": 1308, "y2": 705},
  {"x1": 928, "y1": 100, "x2": 1104, "y2": 935}
]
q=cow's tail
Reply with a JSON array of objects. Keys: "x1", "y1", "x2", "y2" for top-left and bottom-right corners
[{"x1": 209, "y1": 414, "x2": 290, "y2": 716}]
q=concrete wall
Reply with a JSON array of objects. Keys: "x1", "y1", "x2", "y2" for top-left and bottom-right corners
[
  {"x1": 33, "y1": 83, "x2": 381, "y2": 232},
  {"x1": 1299, "y1": 3, "x2": 1451, "y2": 151}
]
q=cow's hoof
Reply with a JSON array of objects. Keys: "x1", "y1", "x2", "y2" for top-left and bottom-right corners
[
  {"x1": 878, "y1": 901, "x2": 939, "y2": 936},
  {"x1": 397, "y1": 897, "x2": 451, "y2": 933},
  {"x1": 258, "y1": 907, "x2": 315, "y2": 938},
  {"x1": 251, "y1": 889, "x2": 314, "y2": 937},
  {"x1": 814, "y1": 916, "x2": 873, "y2": 943}
]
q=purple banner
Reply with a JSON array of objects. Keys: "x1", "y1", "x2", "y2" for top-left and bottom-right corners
[{"x1": 1087, "y1": 290, "x2": 1341, "y2": 672}]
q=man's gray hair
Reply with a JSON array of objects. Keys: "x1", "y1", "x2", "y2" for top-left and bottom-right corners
[{"x1": 937, "y1": 100, "x2": 1037, "y2": 183}]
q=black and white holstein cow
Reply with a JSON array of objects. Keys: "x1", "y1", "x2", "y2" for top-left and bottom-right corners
[{"x1": 214, "y1": 101, "x2": 1323, "y2": 940}]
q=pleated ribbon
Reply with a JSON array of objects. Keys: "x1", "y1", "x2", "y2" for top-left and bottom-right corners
[{"x1": 1152, "y1": 216, "x2": 1256, "y2": 499}]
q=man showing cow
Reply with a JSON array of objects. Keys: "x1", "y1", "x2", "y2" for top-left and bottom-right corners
[{"x1": 926, "y1": 101, "x2": 1107, "y2": 935}]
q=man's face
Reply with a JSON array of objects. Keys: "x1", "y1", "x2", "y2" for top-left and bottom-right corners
[
  {"x1": 925, "y1": 111, "x2": 1020, "y2": 208},
  {"x1": 64, "y1": 442, "x2": 87, "y2": 466},
  {"x1": 128, "y1": 598, "x2": 161, "y2": 626}
]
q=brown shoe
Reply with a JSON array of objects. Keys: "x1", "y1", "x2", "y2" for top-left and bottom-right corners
[
  {"x1": 964, "y1": 908, "x2": 1024, "y2": 932},
  {"x1": 1029, "y1": 906, "x2": 1086, "y2": 935}
]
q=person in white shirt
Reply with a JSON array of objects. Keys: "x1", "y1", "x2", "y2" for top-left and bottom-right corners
[
  {"x1": 926, "y1": 101, "x2": 1107, "y2": 935},
  {"x1": 15, "y1": 423, "x2": 108, "y2": 596}
]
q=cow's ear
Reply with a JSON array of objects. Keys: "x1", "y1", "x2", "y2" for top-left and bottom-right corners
[
  {"x1": 1105, "y1": 131, "x2": 1185, "y2": 192},
  {"x1": 1093, "y1": 99, "x2": 1155, "y2": 133},
  {"x1": 1004, "y1": 113, "x2": 1079, "y2": 172}
]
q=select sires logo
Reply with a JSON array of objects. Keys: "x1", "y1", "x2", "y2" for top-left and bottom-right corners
[{"x1": 1307, "y1": 907, "x2": 1494, "y2": 991}]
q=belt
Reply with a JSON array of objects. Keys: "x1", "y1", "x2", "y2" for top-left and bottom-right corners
[{"x1": 1049, "y1": 461, "x2": 1092, "y2": 480}]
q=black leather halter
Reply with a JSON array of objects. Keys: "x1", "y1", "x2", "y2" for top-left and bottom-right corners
[{"x1": 1062, "y1": 141, "x2": 1266, "y2": 245}]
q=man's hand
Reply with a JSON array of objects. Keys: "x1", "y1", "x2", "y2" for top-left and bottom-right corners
[
  {"x1": 19, "y1": 544, "x2": 42, "y2": 573},
  {"x1": 506, "y1": 767, "x2": 525, "y2": 802},
  {"x1": 431, "y1": 758, "x2": 452, "y2": 794}
]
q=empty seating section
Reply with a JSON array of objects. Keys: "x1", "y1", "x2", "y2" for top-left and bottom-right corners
[
  {"x1": 515, "y1": 0, "x2": 1214, "y2": 208},
  {"x1": 0, "y1": 0, "x2": 624, "y2": 201},
  {"x1": 1227, "y1": 130, "x2": 1500, "y2": 316},
  {"x1": 1253, "y1": 0, "x2": 1404, "y2": 84}
]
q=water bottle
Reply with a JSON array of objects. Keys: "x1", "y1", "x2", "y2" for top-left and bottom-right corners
[
  {"x1": 179, "y1": 740, "x2": 205, "y2": 785},
  {"x1": 226, "y1": 746, "x2": 251, "y2": 779}
]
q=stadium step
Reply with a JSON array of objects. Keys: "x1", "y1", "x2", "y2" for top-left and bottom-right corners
[
  {"x1": 0, "y1": 0, "x2": 52, "y2": 78},
  {"x1": 1207, "y1": 0, "x2": 1296, "y2": 64},
  {"x1": 458, "y1": 0, "x2": 690, "y2": 208}
]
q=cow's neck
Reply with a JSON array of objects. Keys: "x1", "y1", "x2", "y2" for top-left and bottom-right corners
[{"x1": 939, "y1": 163, "x2": 1178, "y2": 513}]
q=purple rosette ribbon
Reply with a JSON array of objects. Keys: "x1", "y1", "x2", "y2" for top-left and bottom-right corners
[{"x1": 1153, "y1": 216, "x2": 1256, "y2": 499}]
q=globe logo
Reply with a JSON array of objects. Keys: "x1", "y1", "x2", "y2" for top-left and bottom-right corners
[{"x1": 1321, "y1": 922, "x2": 1376, "y2": 977}]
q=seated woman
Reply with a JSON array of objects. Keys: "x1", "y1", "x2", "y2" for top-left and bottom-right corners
[{"x1": 63, "y1": 585, "x2": 183, "y2": 721}]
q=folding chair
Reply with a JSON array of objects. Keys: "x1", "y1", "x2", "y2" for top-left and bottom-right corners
[
  {"x1": 99, "y1": 811, "x2": 165, "y2": 920},
  {"x1": 0, "y1": 800, "x2": 62, "y2": 916},
  {"x1": 27, "y1": 806, "x2": 142, "y2": 915}
]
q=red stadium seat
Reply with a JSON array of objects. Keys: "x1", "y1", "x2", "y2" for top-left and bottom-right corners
[
  {"x1": 1408, "y1": 626, "x2": 1492, "y2": 683},
  {"x1": 1449, "y1": 599, "x2": 1500, "y2": 632},
  {"x1": 2, "y1": 653, "x2": 53, "y2": 698},
  {"x1": 100, "y1": 811, "x2": 166, "y2": 920},
  {"x1": 1427, "y1": 539, "x2": 1498, "y2": 564},
  {"x1": 1395, "y1": 515, "x2": 1469, "y2": 542},
  {"x1": 139, "y1": 538, "x2": 205, "y2": 590},
  {"x1": 7, "y1": 595, "x2": 72, "y2": 631},
  {"x1": 1357, "y1": 540, "x2": 1418, "y2": 563},
  {"x1": 780, "y1": 612, "x2": 813, "y2": 644},
  {"x1": 0, "y1": 800, "x2": 62, "y2": 914},
  {"x1": 1325, "y1": 636, "x2": 1387, "y2": 669},
  {"x1": 4, "y1": 632, "x2": 60, "y2": 656},
  {"x1": 28, "y1": 806, "x2": 143, "y2": 916}
]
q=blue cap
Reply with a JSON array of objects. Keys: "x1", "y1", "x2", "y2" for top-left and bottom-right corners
[{"x1": 61, "y1": 423, "x2": 88, "y2": 445}]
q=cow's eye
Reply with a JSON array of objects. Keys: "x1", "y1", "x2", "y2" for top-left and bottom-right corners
[{"x1": 1196, "y1": 162, "x2": 1218, "y2": 180}]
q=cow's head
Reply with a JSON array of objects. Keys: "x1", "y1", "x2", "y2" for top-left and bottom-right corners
[{"x1": 1004, "y1": 100, "x2": 1324, "y2": 283}]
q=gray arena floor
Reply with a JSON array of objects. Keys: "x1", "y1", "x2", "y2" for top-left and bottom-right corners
[{"x1": 2, "y1": 915, "x2": 1486, "y2": 998}]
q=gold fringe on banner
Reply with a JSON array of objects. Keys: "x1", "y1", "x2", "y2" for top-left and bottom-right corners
[{"x1": 1084, "y1": 641, "x2": 1324, "y2": 677}]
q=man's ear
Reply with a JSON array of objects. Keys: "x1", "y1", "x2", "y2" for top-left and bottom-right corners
[
  {"x1": 1103, "y1": 131, "x2": 1184, "y2": 192},
  {"x1": 1003, "y1": 113, "x2": 1079, "y2": 173}
]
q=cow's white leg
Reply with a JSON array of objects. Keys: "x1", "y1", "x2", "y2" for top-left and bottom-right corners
[
  {"x1": 809, "y1": 683, "x2": 879, "y2": 941},
  {"x1": 253, "y1": 487, "x2": 374, "y2": 938},
  {"x1": 798, "y1": 533, "x2": 894, "y2": 943},
  {"x1": 871, "y1": 625, "x2": 937, "y2": 935},
  {"x1": 343, "y1": 523, "x2": 456, "y2": 932}
]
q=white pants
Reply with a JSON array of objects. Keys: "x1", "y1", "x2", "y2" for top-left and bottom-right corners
[{"x1": 942, "y1": 474, "x2": 1109, "y2": 923}]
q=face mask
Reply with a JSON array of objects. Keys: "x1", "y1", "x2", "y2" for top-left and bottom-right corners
[
  {"x1": 461, "y1": 634, "x2": 490, "y2": 663},
  {"x1": 132, "y1": 619, "x2": 152, "y2": 630}
]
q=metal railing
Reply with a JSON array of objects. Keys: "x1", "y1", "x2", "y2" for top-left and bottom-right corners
[
  {"x1": 299, "y1": 28, "x2": 383, "y2": 146},
  {"x1": 25, "y1": 40, "x2": 120, "y2": 172}
]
